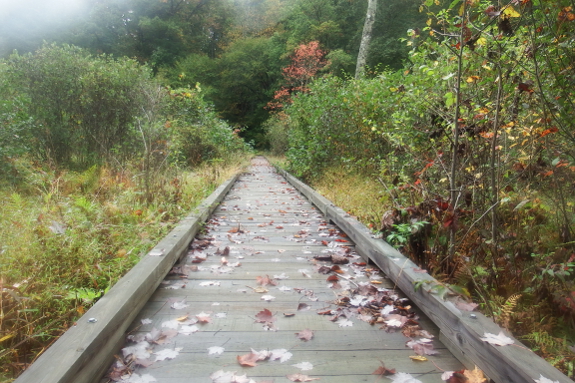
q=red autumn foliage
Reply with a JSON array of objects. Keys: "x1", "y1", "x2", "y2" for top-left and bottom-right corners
[{"x1": 267, "y1": 41, "x2": 327, "y2": 111}]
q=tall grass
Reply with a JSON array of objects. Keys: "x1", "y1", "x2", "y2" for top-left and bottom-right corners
[{"x1": 0, "y1": 155, "x2": 249, "y2": 380}]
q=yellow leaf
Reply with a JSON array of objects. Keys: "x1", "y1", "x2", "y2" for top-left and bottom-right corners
[
  {"x1": 434, "y1": 0, "x2": 440, "y2": 4},
  {"x1": 476, "y1": 37, "x2": 487, "y2": 46},
  {"x1": 426, "y1": 18, "x2": 432, "y2": 26},
  {"x1": 409, "y1": 355, "x2": 428, "y2": 361},
  {"x1": 176, "y1": 315, "x2": 189, "y2": 322},
  {"x1": 503, "y1": 5, "x2": 520, "y2": 17},
  {"x1": 463, "y1": 366, "x2": 487, "y2": 383},
  {"x1": 466, "y1": 75, "x2": 481, "y2": 83}
]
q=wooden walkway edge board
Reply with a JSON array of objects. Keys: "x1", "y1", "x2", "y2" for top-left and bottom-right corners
[
  {"x1": 13, "y1": 173, "x2": 240, "y2": 383},
  {"x1": 275, "y1": 166, "x2": 573, "y2": 383}
]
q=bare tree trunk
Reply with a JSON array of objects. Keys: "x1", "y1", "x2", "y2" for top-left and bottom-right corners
[{"x1": 355, "y1": 0, "x2": 377, "y2": 79}]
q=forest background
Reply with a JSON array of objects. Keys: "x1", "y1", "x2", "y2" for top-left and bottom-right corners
[{"x1": 1, "y1": 0, "x2": 575, "y2": 380}]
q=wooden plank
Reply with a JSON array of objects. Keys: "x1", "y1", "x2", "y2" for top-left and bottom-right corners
[
  {"x1": 276, "y1": 166, "x2": 573, "y2": 383},
  {"x1": 13, "y1": 174, "x2": 240, "y2": 383},
  {"x1": 133, "y1": 349, "x2": 461, "y2": 380},
  {"x1": 98, "y1": 158, "x2": 466, "y2": 383},
  {"x1": 123, "y1": 329, "x2": 447, "y2": 351}
]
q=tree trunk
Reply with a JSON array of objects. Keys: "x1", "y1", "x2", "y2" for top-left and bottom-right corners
[{"x1": 355, "y1": 0, "x2": 377, "y2": 79}]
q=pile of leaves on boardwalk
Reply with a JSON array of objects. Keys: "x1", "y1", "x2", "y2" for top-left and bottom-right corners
[{"x1": 104, "y1": 217, "x2": 563, "y2": 383}]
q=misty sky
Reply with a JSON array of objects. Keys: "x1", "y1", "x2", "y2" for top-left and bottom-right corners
[{"x1": 0, "y1": 0, "x2": 89, "y2": 55}]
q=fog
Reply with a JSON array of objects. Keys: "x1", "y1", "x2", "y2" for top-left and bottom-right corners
[{"x1": 0, "y1": 0, "x2": 89, "y2": 56}]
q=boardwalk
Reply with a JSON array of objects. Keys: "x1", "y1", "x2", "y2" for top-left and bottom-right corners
[{"x1": 107, "y1": 158, "x2": 463, "y2": 383}]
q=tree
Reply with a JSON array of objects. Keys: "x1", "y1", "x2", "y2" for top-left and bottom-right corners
[
  {"x1": 267, "y1": 41, "x2": 327, "y2": 111},
  {"x1": 355, "y1": 0, "x2": 377, "y2": 78}
]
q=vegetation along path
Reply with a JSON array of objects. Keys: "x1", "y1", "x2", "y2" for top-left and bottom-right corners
[{"x1": 103, "y1": 157, "x2": 464, "y2": 383}]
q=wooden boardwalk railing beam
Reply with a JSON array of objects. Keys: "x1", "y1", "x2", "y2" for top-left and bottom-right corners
[
  {"x1": 275, "y1": 166, "x2": 572, "y2": 383},
  {"x1": 13, "y1": 174, "x2": 239, "y2": 383}
]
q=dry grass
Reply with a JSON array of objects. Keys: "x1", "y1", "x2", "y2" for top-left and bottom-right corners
[{"x1": 0, "y1": 155, "x2": 250, "y2": 381}]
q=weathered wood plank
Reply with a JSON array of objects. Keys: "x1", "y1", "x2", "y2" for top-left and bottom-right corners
[
  {"x1": 276, "y1": 165, "x2": 573, "y2": 383},
  {"x1": 13, "y1": 174, "x2": 241, "y2": 383},
  {"x1": 96, "y1": 158, "x2": 465, "y2": 383},
  {"x1": 124, "y1": 349, "x2": 461, "y2": 381}
]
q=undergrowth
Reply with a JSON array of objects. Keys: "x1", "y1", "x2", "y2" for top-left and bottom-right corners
[
  {"x1": 270, "y1": 158, "x2": 575, "y2": 379},
  {"x1": 0, "y1": 155, "x2": 249, "y2": 380}
]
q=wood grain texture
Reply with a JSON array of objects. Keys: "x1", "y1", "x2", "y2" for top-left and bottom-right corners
[
  {"x1": 276, "y1": 166, "x2": 573, "y2": 383},
  {"x1": 13, "y1": 174, "x2": 240, "y2": 383},
  {"x1": 101, "y1": 158, "x2": 463, "y2": 383}
]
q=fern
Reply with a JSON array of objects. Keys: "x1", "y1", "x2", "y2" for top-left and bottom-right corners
[{"x1": 499, "y1": 293, "x2": 521, "y2": 329}]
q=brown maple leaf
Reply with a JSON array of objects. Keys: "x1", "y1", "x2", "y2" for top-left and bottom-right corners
[
  {"x1": 237, "y1": 353, "x2": 260, "y2": 367},
  {"x1": 255, "y1": 308, "x2": 275, "y2": 323},
  {"x1": 372, "y1": 363, "x2": 396, "y2": 377},
  {"x1": 297, "y1": 303, "x2": 311, "y2": 311},
  {"x1": 296, "y1": 328, "x2": 314, "y2": 341},
  {"x1": 286, "y1": 373, "x2": 320, "y2": 382},
  {"x1": 331, "y1": 255, "x2": 349, "y2": 264},
  {"x1": 256, "y1": 275, "x2": 277, "y2": 286}
]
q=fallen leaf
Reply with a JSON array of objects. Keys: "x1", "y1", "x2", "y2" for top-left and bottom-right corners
[
  {"x1": 292, "y1": 362, "x2": 314, "y2": 371},
  {"x1": 326, "y1": 275, "x2": 339, "y2": 282},
  {"x1": 286, "y1": 373, "x2": 320, "y2": 382},
  {"x1": 372, "y1": 365, "x2": 396, "y2": 376},
  {"x1": 534, "y1": 375, "x2": 560, "y2": 383},
  {"x1": 237, "y1": 353, "x2": 261, "y2": 367},
  {"x1": 331, "y1": 255, "x2": 349, "y2": 264},
  {"x1": 463, "y1": 366, "x2": 486, "y2": 383},
  {"x1": 480, "y1": 331, "x2": 514, "y2": 346},
  {"x1": 270, "y1": 348, "x2": 293, "y2": 362},
  {"x1": 122, "y1": 341, "x2": 152, "y2": 360},
  {"x1": 296, "y1": 329, "x2": 314, "y2": 341},
  {"x1": 256, "y1": 275, "x2": 277, "y2": 286},
  {"x1": 409, "y1": 356, "x2": 428, "y2": 362},
  {"x1": 154, "y1": 347, "x2": 182, "y2": 361},
  {"x1": 141, "y1": 318, "x2": 153, "y2": 325},
  {"x1": 297, "y1": 303, "x2": 310, "y2": 311},
  {"x1": 255, "y1": 308, "x2": 275, "y2": 323},
  {"x1": 171, "y1": 300, "x2": 189, "y2": 310},
  {"x1": 208, "y1": 346, "x2": 225, "y2": 355},
  {"x1": 274, "y1": 273, "x2": 289, "y2": 279},
  {"x1": 335, "y1": 317, "x2": 353, "y2": 327},
  {"x1": 261, "y1": 295, "x2": 276, "y2": 301},
  {"x1": 161, "y1": 320, "x2": 180, "y2": 329},
  {"x1": 196, "y1": 312, "x2": 212, "y2": 323},
  {"x1": 389, "y1": 372, "x2": 422, "y2": 383},
  {"x1": 406, "y1": 339, "x2": 439, "y2": 355},
  {"x1": 200, "y1": 281, "x2": 221, "y2": 287},
  {"x1": 179, "y1": 325, "x2": 199, "y2": 335}
]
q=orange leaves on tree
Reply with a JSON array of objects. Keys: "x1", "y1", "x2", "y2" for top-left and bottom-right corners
[
  {"x1": 558, "y1": 6, "x2": 575, "y2": 21},
  {"x1": 267, "y1": 41, "x2": 327, "y2": 111}
]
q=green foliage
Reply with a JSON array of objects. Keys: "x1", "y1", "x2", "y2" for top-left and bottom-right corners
[
  {"x1": 386, "y1": 221, "x2": 428, "y2": 248},
  {"x1": 4, "y1": 44, "x2": 152, "y2": 168},
  {"x1": 165, "y1": 86, "x2": 251, "y2": 166}
]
